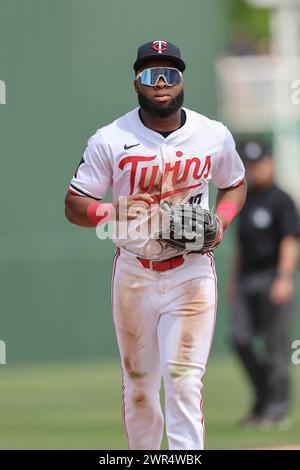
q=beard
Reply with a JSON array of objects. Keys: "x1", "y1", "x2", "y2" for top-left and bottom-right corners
[{"x1": 138, "y1": 89, "x2": 184, "y2": 118}]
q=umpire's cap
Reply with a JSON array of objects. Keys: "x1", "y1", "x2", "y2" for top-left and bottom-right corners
[
  {"x1": 134, "y1": 40, "x2": 186, "y2": 73},
  {"x1": 238, "y1": 139, "x2": 272, "y2": 163}
]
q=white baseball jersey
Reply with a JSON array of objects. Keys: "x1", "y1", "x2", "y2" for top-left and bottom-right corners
[{"x1": 69, "y1": 106, "x2": 245, "y2": 259}]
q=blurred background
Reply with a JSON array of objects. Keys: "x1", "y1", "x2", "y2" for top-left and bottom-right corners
[{"x1": 0, "y1": 0, "x2": 299, "y2": 449}]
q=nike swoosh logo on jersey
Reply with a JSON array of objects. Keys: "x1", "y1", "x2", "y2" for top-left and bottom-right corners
[{"x1": 124, "y1": 143, "x2": 140, "y2": 150}]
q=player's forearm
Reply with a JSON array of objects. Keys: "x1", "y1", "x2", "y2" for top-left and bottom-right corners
[
  {"x1": 276, "y1": 235, "x2": 299, "y2": 277},
  {"x1": 64, "y1": 193, "x2": 99, "y2": 227},
  {"x1": 216, "y1": 179, "x2": 247, "y2": 230},
  {"x1": 65, "y1": 192, "x2": 154, "y2": 228}
]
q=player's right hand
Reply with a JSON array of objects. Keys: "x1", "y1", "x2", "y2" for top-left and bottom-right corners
[{"x1": 113, "y1": 194, "x2": 154, "y2": 221}]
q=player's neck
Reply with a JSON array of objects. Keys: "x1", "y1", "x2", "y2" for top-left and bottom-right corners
[
  {"x1": 252, "y1": 179, "x2": 274, "y2": 192},
  {"x1": 139, "y1": 108, "x2": 182, "y2": 133}
]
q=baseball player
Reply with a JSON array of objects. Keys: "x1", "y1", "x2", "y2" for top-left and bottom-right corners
[{"x1": 65, "y1": 40, "x2": 247, "y2": 450}]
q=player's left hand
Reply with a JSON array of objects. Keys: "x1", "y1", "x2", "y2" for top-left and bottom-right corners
[{"x1": 154, "y1": 202, "x2": 224, "y2": 254}]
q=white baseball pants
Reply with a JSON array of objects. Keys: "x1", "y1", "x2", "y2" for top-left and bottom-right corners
[{"x1": 111, "y1": 247, "x2": 217, "y2": 450}]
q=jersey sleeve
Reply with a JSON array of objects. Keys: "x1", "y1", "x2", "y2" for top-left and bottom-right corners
[
  {"x1": 68, "y1": 130, "x2": 113, "y2": 200},
  {"x1": 276, "y1": 192, "x2": 300, "y2": 240},
  {"x1": 211, "y1": 127, "x2": 245, "y2": 189}
]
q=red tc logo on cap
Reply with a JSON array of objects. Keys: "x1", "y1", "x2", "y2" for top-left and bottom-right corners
[{"x1": 151, "y1": 40, "x2": 168, "y2": 54}]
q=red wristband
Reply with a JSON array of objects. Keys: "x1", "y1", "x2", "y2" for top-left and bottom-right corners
[
  {"x1": 216, "y1": 200, "x2": 238, "y2": 226},
  {"x1": 86, "y1": 202, "x2": 113, "y2": 226}
]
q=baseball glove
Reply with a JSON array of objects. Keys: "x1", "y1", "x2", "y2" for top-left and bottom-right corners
[{"x1": 154, "y1": 201, "x2": 223, "y2": 254}]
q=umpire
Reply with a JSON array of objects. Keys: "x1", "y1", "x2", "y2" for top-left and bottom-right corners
[{"x1": 230, "y1": 139, "x2": 299, "y2": 427}]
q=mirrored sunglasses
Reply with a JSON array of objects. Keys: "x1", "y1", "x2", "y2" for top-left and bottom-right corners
[{"x1": 136, "y1": 67, "x2": 183, "y2": 87}]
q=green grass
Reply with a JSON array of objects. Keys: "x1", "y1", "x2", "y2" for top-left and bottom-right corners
[{"x1": 0, "y1": 356, "x2": 299, "y2": 449}]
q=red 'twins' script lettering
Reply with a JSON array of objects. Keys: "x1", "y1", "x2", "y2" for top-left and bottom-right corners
[{"x1": 119, "y1": 154, "x2": 211, "y2": 195}]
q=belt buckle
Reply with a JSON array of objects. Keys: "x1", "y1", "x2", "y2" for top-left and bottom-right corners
[{"x1": 149, "y1": 260, "x2": 155, "y2": 270}]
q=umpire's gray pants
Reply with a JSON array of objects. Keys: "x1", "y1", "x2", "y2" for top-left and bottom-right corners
[{"x1": 230, "y1": 268, "x2": 294, "y2": 418}]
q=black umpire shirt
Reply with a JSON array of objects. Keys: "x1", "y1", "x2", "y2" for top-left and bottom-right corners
[{"x1": 238, "y1": 184, "x2": 299, "y2": 274}]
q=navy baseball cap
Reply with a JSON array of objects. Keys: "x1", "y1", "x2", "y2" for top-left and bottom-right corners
[
  {"x1": 238, "y1": 139, "x2": 272, "y2": 163},
  {"x1": 133, "y1": 40, "x2": 186, "y2": 73}
]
